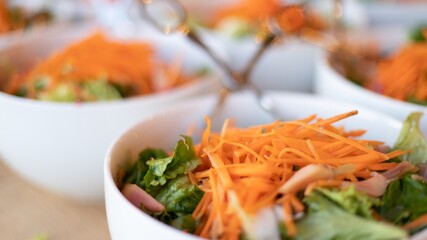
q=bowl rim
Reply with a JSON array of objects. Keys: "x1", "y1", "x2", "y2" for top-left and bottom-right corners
[
  {"x1": 104, "y1": 91, "x2": 405, "y2": 239},
  {"x1": 0, "y1": 76, "x2": 217, "y2": 110}
]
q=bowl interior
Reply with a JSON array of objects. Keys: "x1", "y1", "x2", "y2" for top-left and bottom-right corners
[
  {"x1": 105, "y1": 91, "x2": 402, "y2": 239},
  {"x1": 0, "y1": 24, "x2": 223, "y2": 99}
]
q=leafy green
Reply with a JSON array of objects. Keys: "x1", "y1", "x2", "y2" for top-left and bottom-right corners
[
  {"x1": 407, "y1": 96, "x2": 427, "y2": 106},
  {"x1": 124, "y1": 148, "x2": 168, "y2": 188},
  {"x1": 38, "y1": 82, "x2": 76, "y2": 102},
  {"x1": 409, "y1": 25, "x2": 427, "y2": 43},
  {"x1": 296, "y1": 189, "x2": 408, "y2": 240},
  {"x1": 33, "y1": 76, "x2": 50, "y2": 91},
  {"x1": 80, "y1": 79, "x2": 122, "y2": 101},
  {"x1": 156, "y1": 175, "x2": 204, "y2": 213},
  {"x1": 314, "y1": 186, "x2": 378, "y2": 218},
  {"x1": 170, "y1": 214, "x2": 199, "y2": 233},
  {"x1": 378, "y1": 174, "x2": 427, "y2": 226},
  {"x1": 143, "y1": 136, "x2": 200, "y2": 195},
  {"x1": 123, "y1": 136, "x2": 203, "y2": 219},
  {"x1": 278, "y1": 222, "x2": 293, "y2": 240},
  {"x1": 144, "y1": 157, "x2": 173, "y2": 187},
  {"x1": 393, "y1": 112, "x2": 427, "y2": 165},
  {"x1": 163, "y1": 136, "x2": 199, "y2": 179}
]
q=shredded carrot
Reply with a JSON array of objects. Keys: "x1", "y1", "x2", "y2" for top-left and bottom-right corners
[
  {"x1": 283, "y1": 198, "x2": 297, "y2": 237},
  {"x1": 5, "y1": 33, "x2": 196, "y2": 99},
  {"x1": 403, "y1": 212, "x2": 427, "y2": 231},
  {"x1": 0, "y1": 0, "x2": 10, "y2": 33},
  {"x1": 368, "y1": 42, "x2": 427, "y2": 103},
  {"x1": 369, "y1": 162, "x2": 399, "y2": 171},
  {"x1": 212, "y1": 0, "x2": 279, "y2": 27},
  {"x1": 208, "y1": 0, "x2": 326, "y2": 35},
  {"x1": 188, "y1": 110, "x2": 407, "y2": 239}
]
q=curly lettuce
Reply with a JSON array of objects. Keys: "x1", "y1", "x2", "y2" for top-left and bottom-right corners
[
  {"x1": 294, "y1": 188, "x2": 408, "y2": 240},
  {"x1": 393, "y1": 112, "x2": 427, "y2": 165}
]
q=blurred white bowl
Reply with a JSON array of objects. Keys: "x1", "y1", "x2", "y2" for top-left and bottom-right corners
[
  {"x1": 314, "y1": 53, "x2": 427, "y2": 136},
  {"x1": 0, "y1": 24, "x2": 222, "y2": 201},
  {"x1": 361, "y1": 1, "x2": 427, "y2": 27},
  {"x1": 105, "y1": 91, "x2": 403, "y2": 240},
  {"x1": 219, "y1": 36, "x2": 320, "y2": 93}
]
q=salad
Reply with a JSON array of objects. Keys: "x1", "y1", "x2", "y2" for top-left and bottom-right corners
[
  {"x1": 0, "y1": 0, "x2": 53, "y2": 34},
  {"x1": 120, "y1": 111, "x2": 427, "y2": 239},
  {"x1": 184, "y1": 0, "x2": 326, "y2": 40},
  {"x1": 330, "y1": 25, "x2": 427, "y2": 106},
  {"x1": 2, "y1": 33, "x2": 204, "y2": 102}
]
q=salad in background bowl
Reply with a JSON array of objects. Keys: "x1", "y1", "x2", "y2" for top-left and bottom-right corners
[
  {"x1": 315, "y1": 26, "x2": 427, "y2": 135},
  {"x1": 179, "y1": 0, "x2": 329, "y2": 93},
  {"x1": 0, "y1": 24, "x2": 222, "y2": 201},
  {"x1": 180, "y1": 0, "x2": 368, "y2": 93},
  {"x1": 105, "y1": 91, "x2": 427, "y2": 240},
  {"x1": 0, "y1": 0, "x2": 92, "y2": 46}
]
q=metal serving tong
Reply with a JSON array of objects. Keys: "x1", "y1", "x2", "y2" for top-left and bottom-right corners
[
  {"x1": 139, "y1": 0, "x2": 359, "y2": 121},
  {"x1": 140, "y1": 0, "x2": 284, "y2": 120}
]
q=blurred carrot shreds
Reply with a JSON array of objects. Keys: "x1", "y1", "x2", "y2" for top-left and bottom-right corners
[
  {"x1": 0, "y1": 0, "x2": 11, "y2": 33},
  {"x1": 207, "y1": 0, "x2": 326, "y2": 35},
  {"x1": 191, "y1": 111, "x2": 407, "y2": 239},
  {"x1": 212, "y1": 0, "x2": 279, "y2": 27},
  {"x1": 0, "y1": 0, "x2": 53, "y2": 34},
  {"x1": 368, "y1": 42, "x2": 427, "y2": 103},
  {"x1": 6, "y1": 33, "x2": 195, "y2": 99}
]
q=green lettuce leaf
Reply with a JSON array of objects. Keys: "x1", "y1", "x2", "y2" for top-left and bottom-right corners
[
  {"x1": 393, "y1": 112, "x2": 427, "y2": 165},
  {"x1": 123, "y1": 148, "x2": 168, "y2": 188},
  {"x1": 80, "y1": 79, "x2": 122, "y2": 101},
  {"x1": 295, "y1": 189, "x2": 407, "y2": 240},
  {"x1": 155, "y1": 175, "x2": 204, "y2": 214},
  {"x1": 38, "y1": 82, "x2": 76, "y2": 102},
  {"x1": 123, "y1": 136, "x2": 202, "y2": 212},
  {"x1": 170, "y1": 214, "x2": 199, "y2": 233},
  {"x1": 143, "y1": 136, "x2": 200, "y2": 195},
  {"x1": 378, "y1": 174, "x2": 427, "y2": 226},
  {"x1": 314, "y1": 186, "x2": 378, "y2": 218},
  {"x1": 409, "y1": 25, "x2": 427, "y2": 43},
  {"x1": 163, "y1": 136, "x2": 199, "y2": 179}
]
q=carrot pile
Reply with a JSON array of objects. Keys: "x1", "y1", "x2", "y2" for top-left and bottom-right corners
[
  {"x1": 0, "y1": 0, "x2": 11, "y2": 33},
  {"x1": 188, "y1": 110, "x2": 407, "y2": 239},
  {"x1": 6, "y1": 33, "x2": 193, "y2": 98},
  {"x1": 369, "y1": 41, "x2": 427, "y2": 102},
  {"x1": 207, "y1": 0, "x2": 326, "y2": 36},
  {"x1": 212, "y1": 0, "x2": 279, "y2": 27}
]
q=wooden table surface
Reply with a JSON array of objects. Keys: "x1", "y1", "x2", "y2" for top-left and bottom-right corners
[{"x1": 0, "y1": 161, "x2": 111, "y2": 240}]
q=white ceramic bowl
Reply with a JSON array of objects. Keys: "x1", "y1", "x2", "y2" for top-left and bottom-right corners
[
  {"x1": 314, "y1": 52, "x2": 427, "y2": 136},
  {"x1": 105, "y1": 91, "x2": 404, "y2": 240},
  {"x1": 361, "y1": 1, "x2": 427, "y2": 27},
  {"x1": 0, "y1": 25, "x2": 222, "y2": 201},
  {"x1": 220, "y1": 37, "x2": 320, "y2": 93}
]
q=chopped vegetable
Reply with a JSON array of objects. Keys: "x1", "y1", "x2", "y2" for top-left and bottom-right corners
[
  {"x1": 4, "y1": 33, "x2": 200, "y2": 102},
  {"x1": 121, "y1": 111, "x2": 427, "y2": 239},
  {"x1": 393, "y1": 112, "x2": 427, "y2": 165},
  {"x1": 0, "y1": 1, "x2": 53, "y2": 34},
  {"x1": 296, "y1": 189, "x2": 408, "y2": 240},
  {"x1": 187, "y1": 0, "x2": 326, "y2": 39},
  {"x1": 378, "y1": 174, "x2": 427, "y2": 227},
  {"x1": 123, "y1": 136, "x2": 203, "y2": 230},
  {"x1": 366, "y1": 42, "x2": 427, "y2": 103},
  {"x1": 155, "y1": 175, "x2": 204, "y2": 213},
  {"x1": 409, "y1": 25, "x2": 427, "y2": 43}
]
